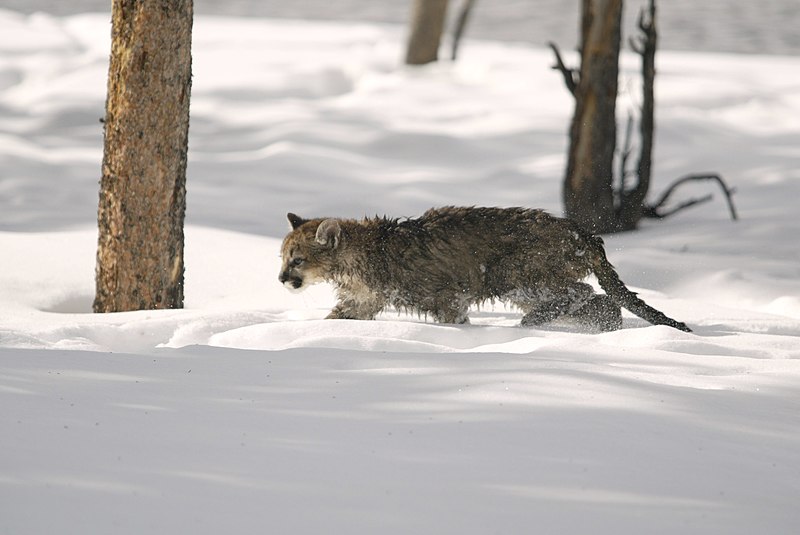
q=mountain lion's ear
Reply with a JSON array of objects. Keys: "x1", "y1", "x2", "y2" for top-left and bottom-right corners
[
  {"x1": 315, "y1": 219, "x2": 341, "y2": 248},
  {"x1": 287, "y1": 213, "x2": 305, "y2": 230}
]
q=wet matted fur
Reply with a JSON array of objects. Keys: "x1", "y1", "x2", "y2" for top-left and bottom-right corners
[{"x1": 279, "y1": 206, "x2": 691, "y2": 332}]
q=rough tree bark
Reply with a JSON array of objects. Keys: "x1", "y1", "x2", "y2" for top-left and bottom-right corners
[
  {"x1": 563, "y1": 0, "x2": 623, "y2": 234},
  {"x1": 94, "y1": 0, "x2": 193, "y2": 313},
  {"x1": 405, "y1": 0, "x2": 450, "y2": 65}
]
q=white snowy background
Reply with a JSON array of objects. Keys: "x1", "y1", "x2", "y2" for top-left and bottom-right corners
[{"x1": 1, "y1": 8, "x2": 799, "y2": 535}]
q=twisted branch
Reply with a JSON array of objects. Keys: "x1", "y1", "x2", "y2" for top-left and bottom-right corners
[
  {"x1": 644, "y1": 173, "x2": 738, "y2": 221},
  {"x1": 548, "y1": 42, "x2": 577, "y2": 96}
]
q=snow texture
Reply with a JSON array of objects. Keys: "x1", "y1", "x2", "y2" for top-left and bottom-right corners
[{"x1": 1, "y1": 10, "x2": 799, "y2": 535}]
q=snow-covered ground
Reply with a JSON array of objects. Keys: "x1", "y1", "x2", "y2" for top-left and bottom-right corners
[{"x1": 1, "y1": 10, "x2": 799, "y2": 535}]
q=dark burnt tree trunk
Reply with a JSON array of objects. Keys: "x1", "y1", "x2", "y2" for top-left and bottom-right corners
[
  {"x1": 405, "y1": 0, "x2": 450, "y2": 65},
  {"x1": 563, "y1": 0, "x2": 623, "y2": 234},
  {"x1": 552, "y1": 0, "x2": 735, "y2": 231},
  {"x1": 94, "y1": 0, "x2": 193, "y2": 312},
  {"x1": 617, "y1": 0, "x2": 656, "y2": 230}
]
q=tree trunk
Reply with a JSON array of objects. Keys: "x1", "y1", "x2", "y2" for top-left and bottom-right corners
[
  {"x1": 405, "y1": 0, "x2": 449, "y2": 65},
  {"x1": 563, "y1": 0, "x2": 622, "y2": 234},
  {"x1": 94, "y1": 0, "x2": 193, "y2": 313},
  {"x1": 618, "y1": 0, "x2": 656, "y2": 230},
  {"x1": 451, "y1": 0, "x2": 476, "y2": 61}
]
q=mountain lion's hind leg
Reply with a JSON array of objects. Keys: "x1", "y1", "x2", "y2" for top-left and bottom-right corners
[
  {"x1": 570, "y1": 295, "x2": 623, "y2": 332},
  {"x1": 430, "y1": 296, "x2": 470, "y2": 324},
  {"x1": 516, "y1": 283, "x2": 594, "y2": 327}
]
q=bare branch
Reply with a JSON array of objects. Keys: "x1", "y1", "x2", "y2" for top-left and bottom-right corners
[
  {"x1": 548, "y1": 41, "x2": 577, "y2": 96},
  {"x1": 637, "y1": 3, "x2": 648, "y2": 32},
  {"x1": 618, "y1": 113, "x2": 635, "y2": 194},
  {"x1": 645, "y1": 173, "x2": 739, "y2": 221},
  {"x1": 629, "y1": 36, "x2": 645, "y2": 55},
  {"x1": 643, "y1": 195, "x2": 712, "y2": 219}
]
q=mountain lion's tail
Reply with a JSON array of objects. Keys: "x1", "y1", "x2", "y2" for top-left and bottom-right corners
[{"x1": 585, "y1": 234, "x2": 692, "y2": 333}]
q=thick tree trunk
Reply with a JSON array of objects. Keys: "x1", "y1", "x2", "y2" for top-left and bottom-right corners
[
  {"x1": 94, "y1": 0, "x2": 192, "y2": 313},
  {"x1": 405, "y1": 0, "x2": 449, "y2": 65},
  {"x1": 563, "y1": 0, "x2": 622, "y2": 233}
]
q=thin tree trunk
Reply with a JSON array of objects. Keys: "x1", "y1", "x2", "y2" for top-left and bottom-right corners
[
  {"x1": 94, "y1": 0, "x2": 192, "y2": 313},
  {"x1": 405, "y1": 0, "x2": 449, "y2": 65},
  {"x1": 618, "y1": 0, "x2": 656, "y2": 230},
  {"x1": 563, "y1": 0, "x2": 623, "y2": 233},
  {"x1": 451, "y1": 0, "x2": 476, "y2": 61}
]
